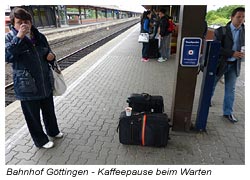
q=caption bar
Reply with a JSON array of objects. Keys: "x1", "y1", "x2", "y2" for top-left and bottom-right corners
[{"x1": 6, "y1": 167, "x2": 212, "y2": 177}]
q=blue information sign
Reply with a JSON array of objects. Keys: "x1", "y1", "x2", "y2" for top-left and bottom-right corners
[{"x1": 180, "y1": 37, "x2": 202, "y2": 67}]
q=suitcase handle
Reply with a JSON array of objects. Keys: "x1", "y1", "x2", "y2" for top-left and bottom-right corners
[
  {"x1": 126, "y1": 93, "x2": 151, "y2": 103},
  {"x1": 141, "y1": 93, "x2": 151, "y2": 101}
]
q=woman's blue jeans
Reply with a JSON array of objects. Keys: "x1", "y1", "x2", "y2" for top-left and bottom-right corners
[{"x1": 142, "y1": 42, "x2": 149, "y2": 58}]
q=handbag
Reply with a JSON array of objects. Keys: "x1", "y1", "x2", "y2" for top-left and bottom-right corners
[
  {"x1": 138, "y1": 33, "x2": 149, "y2": 43},
  {"x1": 50, "y1": 61, "x2": 67, "y2": 96},
  {"x1": 127, "y1": 93, "x2": 164, "y2": 113}
]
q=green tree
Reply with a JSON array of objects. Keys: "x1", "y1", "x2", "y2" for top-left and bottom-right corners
[
  {"x1": 206, "y1": 5, "x2": 244, "y2": 26},
  {"x1": 67, "y1": 8, "x2": 79, "y2": 13}
]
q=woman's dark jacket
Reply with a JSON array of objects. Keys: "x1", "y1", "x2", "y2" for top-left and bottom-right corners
[{"x1": 5, "y1": 25, "x2": 54, "y2": 101}]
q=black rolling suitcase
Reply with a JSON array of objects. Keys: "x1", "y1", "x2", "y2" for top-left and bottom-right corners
[
  {"x1": 148, "y1": 38, "x2": 160, "y2": 58},
  {"x1": 127, "y1": 93, "x2": 164, "y2": 113},
  {"x1": 118, "y1": 111, "x2": 170, "y2": 147}
]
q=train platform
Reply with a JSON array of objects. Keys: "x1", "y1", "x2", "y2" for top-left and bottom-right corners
[{"x1": 5, "y1": 23, "x2": 245, "y2": 165}]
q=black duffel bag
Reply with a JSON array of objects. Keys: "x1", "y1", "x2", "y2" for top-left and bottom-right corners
[
  {"x1": 127, "y1": 93, "x2": 164, "y2": 113},
  {"x1": 117, "y1": 111, "x2": 170, "y2": 147}
]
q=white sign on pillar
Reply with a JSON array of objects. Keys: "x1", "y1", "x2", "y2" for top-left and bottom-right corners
[{"x1": 180, "y1": 37, "x2": 202, "y2": 67}]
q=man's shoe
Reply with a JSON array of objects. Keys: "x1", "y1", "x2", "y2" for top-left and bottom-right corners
[
  {"x1": 223, "y1": 114, "x2": 238, "y2": 123},
  {"x1": 157, "y1": 57, "x2": 166, "y2": 62},
  {"x1": 42, "y1": 141, "x2": 54, "y2": 149},
  {"x1": 209, "y1": 101, "x2": 214, "y2": 107}
]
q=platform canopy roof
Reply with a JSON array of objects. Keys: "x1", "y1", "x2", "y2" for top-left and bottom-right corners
[{"x1": 96, "y1": 5, "x2": 145, "y2": 13}]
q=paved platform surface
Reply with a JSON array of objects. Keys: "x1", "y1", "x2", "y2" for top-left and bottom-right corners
[{"x1": 5, "y1": 24, "x2": 245, "y2": 165}]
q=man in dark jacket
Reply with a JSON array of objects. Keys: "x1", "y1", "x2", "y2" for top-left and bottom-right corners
[
  {"x1": 5, "y1": 7, "x2": 63, "y2": 148},
  {"x1": 213, "y1": 7, "x2": 245, "y2": 123},
  {"x1": 158, "y1": 9, "x2": 171, "y2": 62}
]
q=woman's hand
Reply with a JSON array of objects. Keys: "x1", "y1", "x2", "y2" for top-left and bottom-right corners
[
  {"x1": 16, "y1": 24, "x2": 30, "y2": 39},
  {"x1": 46, "y1": 53, "x2": 55, "y2": 61}
]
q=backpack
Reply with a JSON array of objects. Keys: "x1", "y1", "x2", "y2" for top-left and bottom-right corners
[{"x1": 167, "y1": 19, "x2": 175, "y2": 33}]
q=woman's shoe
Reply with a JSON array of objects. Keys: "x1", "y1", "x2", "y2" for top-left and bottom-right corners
[
  {"x1": 55, "y1": 132, "x2": 64, "y2": 138},
  {"x1": 158, "y1": 57, "x2": 166, "y2": 62},
  {"x1": 42, "y1": 141, "x2": 54, "y2": 149}
]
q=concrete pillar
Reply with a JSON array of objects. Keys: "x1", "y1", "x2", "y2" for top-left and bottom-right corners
[
  {"x1": 171, "y1": 5, "x2": 207, "y2": 131},
  {"x1": 105, "y1": 9, "x2": 108, "y2": 20},
  {"x1": 78, "y1": 6, "x2": 82, "y2": 24},
  {"x1": 95, "y1": 7, "x2": 98, "y2": 21},
  {"x1": 83, "y1": 8, "x2": 86, "y2": 19}
]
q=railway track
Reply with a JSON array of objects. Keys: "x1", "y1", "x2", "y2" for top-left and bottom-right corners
[{"x1": 5, "y1": 20, "x2": 139, "y2": 107}]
